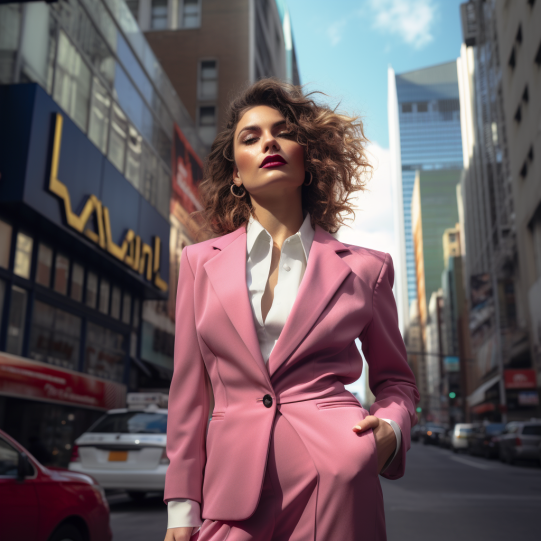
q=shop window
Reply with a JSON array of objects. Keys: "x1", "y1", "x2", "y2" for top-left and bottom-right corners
[
  {"x1": 85, "y1": 321, "x2": 126, "y2": 382},
  {"x1": 108, "y1": 104, "x2": 128, "y2": 173},
  {"x1": 0, "y1": 219, "x2": 12, "y2": 269},
  {"x1": 29, "y1": 300, "x2": 81, "y2": 370},
  {"x1": 99, "y1": 279, "x2": 110, "y2": 314},
  {"x1": 199, "y1": 60, "x2": 217, "y2": 100},
  {"x1": 6, "y1": 286, "x2": 27, "y2": 356},
  {"x1": 53, "y1": 31, "x2": 92, "y2": 133},
  {"x1": 133, "y1": 298, "x2": 140, "y2": 329},
  {"x1": 54, "y1": 253, "x2": 69, "y2": 295},
  {"x1": 122, "y1": 293, "x2": 132, "y2": 325},
  {"x1": 70, "y1": 263, "x2": 84, "y2": 302},
  {"x1": 88, "y1": 76, "x2": 111, "y2": 154},
  {"x1": 179, "y1": 0, "x2": 201, "y2": 28},
  {"x1": 198, "y1": 105, "x2": 217, "y2": 146},
  {"x1": 86, "y1": 271, "x2": 98, "y2": 309},
  {"x1": 151, "y1": 0, "x2": 168, "y2": 30},
  {"x1": 13, "y1": 232, "x2": 33, "y2": 279},
  {"x1": 111, "y1": 286, "x2": 121, "y2": 319},
  {"x1": 35, "y1": 244, "x2": 53, "y2": 287}
]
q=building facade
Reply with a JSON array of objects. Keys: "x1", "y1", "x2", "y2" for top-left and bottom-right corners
[
  {"x1": 458, "y1": 0, "x2": 540, "y2": 421},
  {"x1": 0, "y1": 0, "x2": 204, "y2": 465},
  {"x1": 126, "y1": 0, "x2": 301, "y2": 147}
]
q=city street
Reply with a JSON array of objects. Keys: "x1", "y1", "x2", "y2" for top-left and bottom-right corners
[{"x1": 108, "y1": 442, "x2": 541, "y2": 541}]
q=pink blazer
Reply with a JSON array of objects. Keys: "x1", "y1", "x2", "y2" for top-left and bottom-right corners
[{"x1": 165, "y1": 224, "x2": 419, "y2": 521}]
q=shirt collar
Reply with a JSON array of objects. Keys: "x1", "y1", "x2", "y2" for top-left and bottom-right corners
[{"x1": 246, "y1": 212, "x2": 315, "y2": 261}]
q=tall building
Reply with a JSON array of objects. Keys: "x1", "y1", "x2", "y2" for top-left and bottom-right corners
[
  {"x1": 388, "y1": 62, "x2": 464, "y2": 322},
  {"x1": 126, "y1": 0, "x2": 301, "y2": 147},
  {"x1": 458, "y1": 0, "x2": 540, "y2": 421},
  {"x1": 0, "y1": 0, "x2": 204, "y2": 465}
]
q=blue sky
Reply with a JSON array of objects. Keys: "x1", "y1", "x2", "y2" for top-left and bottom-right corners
[{"x1": 287, "y1": 0, "x2": 465, "y2": 148}]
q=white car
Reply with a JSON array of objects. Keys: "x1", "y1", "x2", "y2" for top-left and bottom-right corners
[
  {"x1": 69, "y1": 404, "x2": 169, "y2": 500},
  {"x1": 451, "y1": 423, "x2": 475, "y2": 453}
]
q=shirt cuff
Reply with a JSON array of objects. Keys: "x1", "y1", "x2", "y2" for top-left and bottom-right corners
[
  {"x1": 167, "y1": 499, "x2": 203, "y2": 529},
  {"x1": 380, "y1": 418, "x2": 402, "y2": 472}
]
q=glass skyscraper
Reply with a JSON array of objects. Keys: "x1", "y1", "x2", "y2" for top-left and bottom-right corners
[{"x1": 390, "y1": 61, "x2": 464, "y2": 309}]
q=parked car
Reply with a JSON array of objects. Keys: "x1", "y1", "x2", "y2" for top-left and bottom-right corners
[
  {"x1": 468, "y1": 423, "x2": 506, "y2": 458},
  {"x1": 411, "y1": 424, "x2": 425, "y2": 442},
  {"x1": 451, "y1": 423, "x2": 475, "y2": 453},
  {"x1": 499, "y1": 422, "x2": 541, "y2": 464},
  {"x1": 423, "y1": 424, "x2": 446, "y2": 446},
  {"x1": 0, "y1": 429, "x2": 111, "y2": 541},
  {"x1": 69, "y1": 403, "x2": 169, "y2": 500}
]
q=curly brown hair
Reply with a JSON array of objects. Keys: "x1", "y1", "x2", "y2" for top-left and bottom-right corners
[{"x1": 196, "y1": 78, "x2": 372, "y2": 237}]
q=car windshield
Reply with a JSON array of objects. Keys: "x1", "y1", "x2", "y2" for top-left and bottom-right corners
[
  {"x1": 88, "y1": 412, "x2": 168, "y2": 434},
  {"x1": 459, "y1": 427, "x2": 473, "y2": 435},
  {"x1": 485, "y1": 424, "x2": 505, "y2": 435},
  {"x1": 522, "y1": 425, "x2": 541, "y2": 436}
]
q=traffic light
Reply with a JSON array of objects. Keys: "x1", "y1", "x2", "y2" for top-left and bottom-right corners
[{"x1": 449, "y1": 392, "x2": 456, "y2": 399}]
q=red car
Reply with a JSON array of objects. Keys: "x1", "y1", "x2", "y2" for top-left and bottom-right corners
[{"x1": 0, "y1": 429, "x2": 111, "y2": 541}]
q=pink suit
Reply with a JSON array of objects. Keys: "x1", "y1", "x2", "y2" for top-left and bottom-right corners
[{"x1": 165, "y1": 224, "x2": 420, "y2": 539}]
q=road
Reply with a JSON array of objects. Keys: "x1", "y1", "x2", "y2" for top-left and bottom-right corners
[{"x1": 108, "y1": 443, "x2": 541, "y2": 540}]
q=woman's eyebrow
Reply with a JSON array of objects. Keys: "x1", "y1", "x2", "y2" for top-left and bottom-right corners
[{"x1": 237, "y1": 120, "x2": 287, "y2": 140}]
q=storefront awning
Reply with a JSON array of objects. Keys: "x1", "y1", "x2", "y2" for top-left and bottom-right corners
[{"x1": 467, "y1": 374, "x2": 500, "y2": 407}]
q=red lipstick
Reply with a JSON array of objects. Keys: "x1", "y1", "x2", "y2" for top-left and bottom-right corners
[{"x1": 260, "y1": 154, "x2": 287, "y2": 168}]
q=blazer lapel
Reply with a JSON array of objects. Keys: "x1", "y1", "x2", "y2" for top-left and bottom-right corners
[
  {"x1": 203, "y1": 227, "x2": 270, "y2": 383},
  {"x1": 267, "y1": 225, "x2": 352, "y2": 379}
]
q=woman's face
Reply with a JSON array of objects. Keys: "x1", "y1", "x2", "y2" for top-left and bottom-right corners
[{"x1": 232, "y1": 105, "x2": 305, "y2": 199}]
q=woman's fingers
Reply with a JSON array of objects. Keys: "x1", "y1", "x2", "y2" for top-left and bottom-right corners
[{"x1": 352, "y1": 415, "x2": 380, "y2": 433}]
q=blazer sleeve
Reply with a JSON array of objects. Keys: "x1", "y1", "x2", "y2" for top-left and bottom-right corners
[
  {"x1": 360, "y1": 252, "x2": 420, "y2": 480},
  {"x1": 164, "y1": 246, "x2": 210, "y2": 504}
]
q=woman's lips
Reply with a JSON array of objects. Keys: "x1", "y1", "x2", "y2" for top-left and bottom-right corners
[{"x1": 261, "y1": 161, "x2": 286, "y2": 168}]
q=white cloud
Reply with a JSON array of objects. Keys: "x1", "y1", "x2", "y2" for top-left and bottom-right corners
[
  {"x1": 327, "y1": 19, "x2": 347, "y2": 47},
  {"x1": 366, "y1": 0, "x2": 437, "y2": 49}
]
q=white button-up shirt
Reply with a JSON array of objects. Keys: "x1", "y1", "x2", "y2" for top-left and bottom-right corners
[{"x1": 167, "y1": 213, "x2": 401, "y2": 529}]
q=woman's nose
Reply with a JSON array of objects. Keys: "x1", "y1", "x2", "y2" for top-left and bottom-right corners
[{"x1": 261, "y1": 132, "x2": 280, "y2": 153}]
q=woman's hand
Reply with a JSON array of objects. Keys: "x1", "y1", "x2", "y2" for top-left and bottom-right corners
[
  {"x1": 164, "y1": 527, "x2": 195, "y2": 541},
  {"x1": 352, "y1": 415, "x2": 397, "y2": 473}
]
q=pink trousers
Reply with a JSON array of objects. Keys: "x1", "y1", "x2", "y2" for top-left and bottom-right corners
[{"x1": 192, "y1": 406, "x2": 386, "y2": 541}]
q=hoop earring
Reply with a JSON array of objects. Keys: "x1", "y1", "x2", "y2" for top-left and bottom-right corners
[
  {"x1": 304, "y1": 171, "x2": 313, "y2": 186},
  {"x1": 230, "y1": 183, "x2": 246, "y2": 198}
]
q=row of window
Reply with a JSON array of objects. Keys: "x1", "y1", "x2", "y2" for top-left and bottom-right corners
[
  {"x1": 197, "y1": 58, "x2": 218, "y2": 145},
  {"x1": 0, "y1": 220, "x2": 140, "y2": 328},
  {"x1": 127, "y1": 0, "x2": 202, "y2": 31}
]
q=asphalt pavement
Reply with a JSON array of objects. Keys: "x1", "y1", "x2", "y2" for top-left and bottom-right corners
[{"x1": 108, "y1": 443, "x2": 541, "y2": 541}]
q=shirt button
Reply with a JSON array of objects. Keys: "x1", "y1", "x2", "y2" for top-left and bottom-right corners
[
  {"x1": 263, "y1": 394, "x2": 273, "y2": 408},
  {"x1": 283, "y1": 263, "x2": 291, "y2": 271}
]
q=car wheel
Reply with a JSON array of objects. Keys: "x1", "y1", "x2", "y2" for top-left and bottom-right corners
[
  {"x1": 127, "y1": 491, "x2": 147, "y2": 501},
  {"x1": 48, "y1": 523, "x2": 84, "y2": 541}
]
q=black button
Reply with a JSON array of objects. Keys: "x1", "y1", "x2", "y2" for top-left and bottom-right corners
[{"x1": 263, "y1": 394, "x2": 273, "y2": 408}]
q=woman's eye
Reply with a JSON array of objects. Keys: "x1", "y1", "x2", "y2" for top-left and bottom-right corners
[
  {"x1": 243, "y1": 137, "x2": 258, "y2": 144},
  {"x1": 278, "y1": 131, "x2": 293, "y2": 138}
]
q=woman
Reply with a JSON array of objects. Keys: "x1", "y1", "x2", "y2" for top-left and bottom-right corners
[{"x1": 164, "y1": 79, "x2": 419, "y2": 541}]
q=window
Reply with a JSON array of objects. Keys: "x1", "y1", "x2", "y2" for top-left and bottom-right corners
[
  {"x1": 514, "y1": 105, "x2": 522, "y2": 123},
  {"x1": 0, "y1": 438, "x2": 19, "y2": 477},
  {"x1": 108, "y1": 104, "x2": 128, "y2": 173},
  {"x1": 125, "y1": 0, "x2": 140, "y2": 21},
  {"x1": 509, "y1": 46, "x2": 516, "y2": 69},
  {"x1": 417, "y1": 102, "x2": 428, "y2": 113},
  {"x1": 29, "y1": 301, "x2": 81, "y2": 370},
  {"x1": 53, "y1": 254, "x2": 69, "y2": 295},
  {"x1": 199, "y1": 60, "x2": 217, "y2": 99},
  {"x1": 6, "y1": 286, "x2": 27, "y2": 356},
  {"x1": 53, "y1": 31, "x2": 92, "y2": 133},
  {"x1": 522, "y1": 85, "x2": 529, "y2": 104},
  {"x1": 133, "y1": 298, "x2": 140, "y2": 328},
  {"x1": 179, "y1": 0, "x2": 201, "y2": 28},
  {"x1": 35, "y1": 244, "x2": 53, "y2": 287},
  {"x1": 198, "y1": 105, "x2": 217, "y2": 146},
  {"x1": 0, "y1": 219, "x2": 12, "y2": 269},
  {"x1": 401, "y1": 103, "x2": 412, "y2": 113},
  {"x1": 111, "y1": 286, "x2": 121, "y2": 319},
  {"x1": 71, "y1": 263, "x2": 84, "y2": 302},
  {"x1": 86, "y1": 271, "x2": 98, "y2": 308},
  {"x1": 85, "y1": 322, "x2": 125, "y2": 382},
  {"x1": 99, "y1": 279, "x2": 110, "y2": 314},
  {"x1": 88, "y1": 77, "x2": 111, "y2": 154},
  {"x1": 151, "y1": 0, "x2": 168, "y2": 30},
  {"x1": 122, "y1": 293, "x2": 132, "y2": 324},
  {"x1": 89, "y1": 412, "x2": 167, "y2": 434},
  {"x1": 13, "y1": 232, "x2": 33, "y2": 279},
  {"x1": 125, "y1": 125, "x2": 142, "y2": 189}
]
